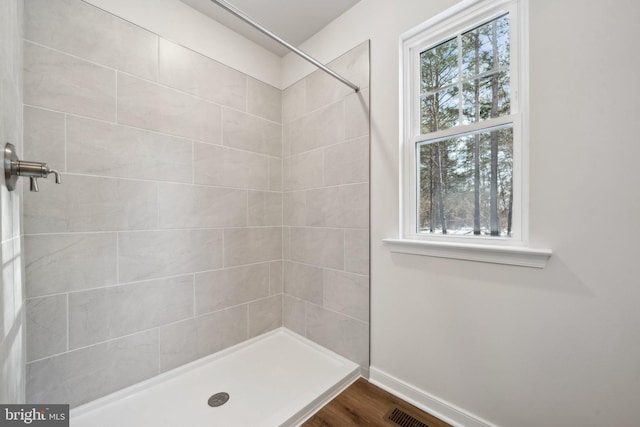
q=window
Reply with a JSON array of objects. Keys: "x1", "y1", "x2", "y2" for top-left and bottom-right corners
[
  {"x1": 402, "y1": 0, "x2": 526, "y2": 245},
  {"x1": 388, "y1": 0, "x2": 550, "y2": 267}
]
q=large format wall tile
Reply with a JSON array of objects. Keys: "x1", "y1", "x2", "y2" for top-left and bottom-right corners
[
  {"x1": 25, "y1": 0, "x2": 157, "y2": 81},
  {"x1": 224, "y1": 227, "x2": 282, "y2": 267},
  {"x1": 24, "y1": 42, "x2": 115, "y2": 121},
  {"x1": 305, "y1": 184, "x2": 369, "y2": 229},
  {"x1": 195, "y1": 264, "x2": 269, "y2": 314},
  {"x1": 323, "y1": 270, "x2": 369, "y2": 322},
  {"x1": 283, "y1": 295, "x2": 306, "y2": 336},
  {"x1": 117, "y1": 73, "x2": 221, "y2": 144},
  {"x1": 323, "y1": 136, "x2": 369, "y2": 186},
  {"x1": 194, "y1": 143, "x2": 269, "y2": 190},
  {"x1": 283, "y1": 150, "x2": 323, "y2": 191},
  {"x1": 248, "y1": 295, "x2": 282, "y2": 338},
  {"x1": 222, "y1": 108, "x2": 282, "y2": 157},
  {"x1": 344, "y1": 229, "x2": 369, "y2": 275},
  {"x1": 67, "y1": 116, "x2": 193, "y2": 182},
  {"x1": 247, "y1": 191, "x2": 282, "y2": 227},
  {"x1": 23, "y1": 106, "x2": 65, "y2": 172},
  {"x1": 119, "y1": 229, "x2": 223, "y2": 282},
  {"x1": 283, "y1": 261, "x2": 323, "y2": 305},
  {"x1": 25, "y1": 233, "x2": 117, "y2": 297},
  {"x1": 23, "y1": 175, "x2": 157, "y2": 233},
  {"x1": 289, "y1": 227, "x2": 344, "y2": 270},
  {"x1": 158, "y1": 184, "x2": 247, "y2": 229},
  {"x1": 158, "y1": 39, "x2": 246, "y2": 110},
  {"x1": 26, "y1": 295, "x2": 67, "y2": 362},
  {"x1": 26, "y1": 330, "x2": 158, "y2": 408},
  {"x1": 292, "y1": 101, "x2": 345, "y2": 155},
  {"x1": 248, "y1": 77, "x2": 282, "y2": 123},
  {"x1": 69, "y1": 275, "x2": 193, "y2": 349},
  {"x1": 282, "y1": 80, "x2": 305, "y2": 125}
]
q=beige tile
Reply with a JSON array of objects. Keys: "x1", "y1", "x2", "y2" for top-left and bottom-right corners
[
  {"x1": 283, "y1": 295, "x2": 306, "y2": 336},
  {"x1": 248, "y1": 77, "x2": 281, "y2": 123},
  {"x1": 117, "y1": 73, "x2": 221, "y2": 144},
  {"x1": 290, "y1": 227, "x2": 344, "y2": 270},
  {"x1": 292, "y1": 101, "x2": 345, "y2": 155},
  {"x1": 283, "y1": 150, "x2": 323, "y2": 191},
  {"x1": 324, "y1": 136, "x2": 369, "y2": 186},
  {"x1": 159, "y1": 183, "x2": 247, "y2": 228},
  {"x1": 23, "y1": 106, "x2": 65, "y2": 172},
  {"x1": 269, "y1": 157, "x2": 282, "y2": 191},
  {"x1": 26, "y1": 295, "x2": 67, "y2": 362},
  {"x1": 283, "y1": 261, "x2": 323, "y2": 305},
  {"x1": 306, "y1": 184, "x2": 369, "y2": 229},
  {"x1": 223, "y1": 108, "x2": 281, "y2": 157},
  {"x1": 306, "y1": 303, "x2": 369, "y2": 368},
  {"x1": 323, "y1": 270, "x2": 369, "y2": 322},
  {"x1": 194, "y1": 264, "x2": 269, "y2": 315},
  {"x1": 282, "y1": 80, "x2": 305, "y2": 124},
  {"x1": 158, "y1": 39, "x2": 246, "y2": 110},
  {"x1": 25, "y1": 233, "x2": 117, "y2": 298},
  {"x1": 119, "y1": 229, "x2": 223, "y2": 282},
  {"x1": 24, "y1": 42, "x2": 116, "y2": 121},
  {"x1": 26, "y1": 330, "x2": 158, "y2": 408},
  {"x1": 194, "y1": 143, "x2": 268, "y2": 190},
  {"x1": 67, "y1": 116, "x2": 192, "y2": 182},
  {"x1": 344, "y1": 229, "x2": 369, "y2": 275},
  {"x1": 282, "y1": 117, "x2": 304, "y2": 157},
  {"x1": 248, "y1": 295, "x2": 282, "y2": 338},
  {"x1": 282, "y1": 227, "x2": 291, "y2": 260},
  {"x1": 345, "y1": 88, "x2": 370, "y2": 140},
  {"x1": 247, "y1": 191, "x2": 282, "y2": 226},
  {"x1": 68, "y1": 275, "x2": 193, "y2": 350},
  {"x1": 224, "y1": 227, "x2": 282, "y2": 267},
  {"x1": 24, "y1": 175, "x2": 157, "y2": 233},
  {"x1": 283, "y1": 191, "x2": 306, "y2": 226},
  {"x1": 25, "y1": 0, "x2": 157, "y2": 80},
  {"x1": 269, "y1": 261, "x2": 283, "y2": 295}
]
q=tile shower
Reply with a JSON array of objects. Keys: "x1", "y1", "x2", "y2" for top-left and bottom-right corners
[{"x1": 17, "y1": 0, "x2": 369, "y2": 408}]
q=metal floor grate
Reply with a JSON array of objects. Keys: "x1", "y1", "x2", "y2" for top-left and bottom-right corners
[{"x1": 385, "y1": 406, "x2": 431, "y2": 427}]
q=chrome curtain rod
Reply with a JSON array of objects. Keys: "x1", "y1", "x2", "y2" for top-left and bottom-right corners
[{"x1": 209, "y1": 0, "x2": 360, "y2": 93}]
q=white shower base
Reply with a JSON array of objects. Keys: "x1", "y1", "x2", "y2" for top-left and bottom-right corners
[{"x1": 70, "y1": 328, "x2": 360, "y2": 427}]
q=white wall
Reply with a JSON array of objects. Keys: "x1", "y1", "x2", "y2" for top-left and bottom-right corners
[
  {"x1": 284, "y1": 0, "x2": 640, "y2": 426},
  {"x1": 83, "y1": 0, "x2": 282, "y2": 88}
]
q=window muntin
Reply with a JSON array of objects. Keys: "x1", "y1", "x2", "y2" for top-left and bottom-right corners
[{"x1": 403, "y1": 0, "x2": 525, "y2": 243}]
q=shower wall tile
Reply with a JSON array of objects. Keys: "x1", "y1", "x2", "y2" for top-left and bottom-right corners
[
  {"x1": 222, "y1": 108, "x2": 282, "y2": 157},
  {"x1": 282, "y1": 117, "x2": 303, "y2": 157},
  {"x1": 323, "y1": 270, "x2": 369, "y2": 322},
  {"x1": 24, "y1": 0, "x2": 158, "y2": 81},
  {"x1": 283, "y1": 150, "x2": 323, "y2": 191},
  {"x1": 283, "y1": 261, "x2": 323, "y2": 305},
  {"x1": 25, "y1": 295, "x2": 67, "y2": 362},
  {"x1": 324, "y1": 136, "x2": 369, "y2": 186},
  {"x1": 269, "y1": 261, "x2": 283, "y2": 295},
  {"x1": 248, "y1": 77, "x2": 281, "y2": 123},
  {"x1": 306, "y1": 304, "x2": 369, "y2": 368},
  {"x1": 67, "y1": 116, "x2": 193, "y2": 182},
  {"x1": 25, "y1": 233, "x2": 117, "y2": 298},
  {"x1": 223, "y1": 227, "x2": 282, "y2": 267},
  {"x1": 283, "y1": 295, "x2": 306, "y2": 336},
  {"x1": 292, "y1": 101, "x2": 345, "y2": 155},
  {"x1": 158, "y1": 305, "x2": 247, "y2": 372},
  {"x1": 118, "y1": 229, "x2": 223, "y2": 282},
  {"x1": 247, "y1": 191, "x2": 282, "y2": 227},
  {"x1": 345, "y1": 88, "x2": 370, "y2": 140},
  {"x1": 117, "y1": 73, "x2": 222, "y2": 144},
  {"x1": 268, "y1": 158, "x2": 282, "y2": 192},
  {"x1": 23, "y1": 106, "x2": 65, "y2": 172},
  {"x1": 24, "y1": 42, "x2": 116, "y2": 121},
  {"x1": 305, "y1": 184, "x2": 369, "y2": 229},
  {"x1": 282, "y1": 79, "x2": 305, "y2": 125},
  {"x1": 194, "y1": 143, "x2": 268, "y2": 190},
  {"x1": 344, "y1": 229, "x2": 369, "y2": 276},
  {"x1": 26, "y1": 329, "x2": 158, "y2": 408},
  {"x1": 158, "y1": 39, "x2": 246, "y2": 110},
  {"x1": 158, "y1": 184, "x2": 247, "y2": 229},
  {"x1": 289, "y1": 227, "x2": 344, "y2": 270},
  {"x1": 248, "y1": 295, "x2": 282, "y2": 338},
  {"x1": 23, "y1": 175, "x2": 157, "y2": 233},
  {"x1": 194, "y1": 264, "x2": 269, "y2": 315},
  {"x1": 68, "y1": 275, "x2": 193, "y2": 349},
  {"x1": 283, "y1": 191, "x2": 306, "y2": 226}
]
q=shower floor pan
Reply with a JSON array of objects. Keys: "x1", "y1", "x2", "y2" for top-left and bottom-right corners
[{"x1": 71, "y1": 328, "x2": 360, "y2": 427}]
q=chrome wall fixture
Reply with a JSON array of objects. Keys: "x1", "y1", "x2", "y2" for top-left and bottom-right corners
[
  {"x1": 4, "y1": 143, "x2": 61, "y2": 192},
  {"x1": 209, "y1": 0, "x2": 360, "y2": 93}
]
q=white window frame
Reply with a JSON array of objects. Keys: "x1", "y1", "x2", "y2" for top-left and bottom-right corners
[{"x1": 385, "y1": 0, "x2": 551, "y2": 267}]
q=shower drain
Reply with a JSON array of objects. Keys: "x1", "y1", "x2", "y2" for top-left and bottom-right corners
[{"x1": 207, "y1": 392, "x2": 230, "y2": 407}]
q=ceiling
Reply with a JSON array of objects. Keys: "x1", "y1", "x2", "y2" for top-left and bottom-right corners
[{"x1": 180, "y1": 0, "x2": 361, "y2": 56}]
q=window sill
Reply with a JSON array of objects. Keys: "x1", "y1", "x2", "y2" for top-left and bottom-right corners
[{"x1": 382, "y1": 238, "x2": 551, "y2": 268}]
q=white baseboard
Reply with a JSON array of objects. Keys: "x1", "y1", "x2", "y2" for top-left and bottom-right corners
[{"x1": 369, "y1": 366, "x2": 497, "y2": 427}]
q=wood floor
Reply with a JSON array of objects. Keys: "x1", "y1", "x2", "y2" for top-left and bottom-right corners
[{"x1": 303, "y1": 378, "x2": 452, "y2": 427}]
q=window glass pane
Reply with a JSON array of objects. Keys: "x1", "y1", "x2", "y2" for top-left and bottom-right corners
[
  {"x1": 462, "y1": 71, "x2": 510, "y2": 123},
  {"x1": 418, "y1": 126, "x2": 513, "y2": 236},
  {"x1": 420, "y1": 38, "x2": 458, "y2": 94},
  {"x1": 461, "y1": 14, "x2": 509, "y2": 79},
  {"x1": 420, "y1": 86, "x2": 459, "y2": 134}
]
